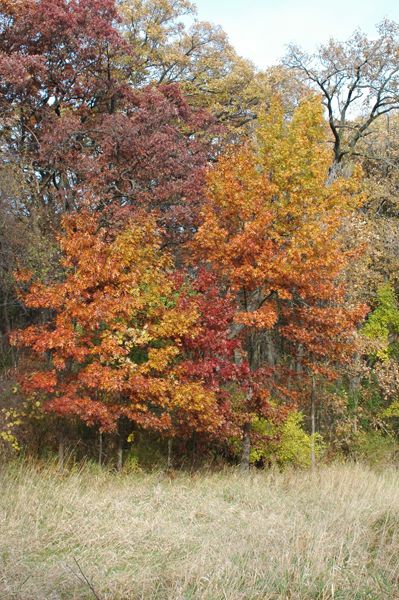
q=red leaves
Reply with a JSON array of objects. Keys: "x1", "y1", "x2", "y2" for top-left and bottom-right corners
[
  {"x1": 0, "y1": 0, "x2": 216, "y2": 236},
  {"x1": 83, "y1": 84, "x2": 215, "y2": 239}
]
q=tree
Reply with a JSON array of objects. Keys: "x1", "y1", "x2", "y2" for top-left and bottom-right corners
[
  {"x1": 179, "y1": 268, "x2": 250, "y2": 448},
  {"x1": 11, "y1": 211, "x2": 224, "y2": 445},
  {"x1": 334, "y1": 284, "x2": 399, "y2": 456},
  {"x1": 37, "y1": 83, "x2": 215, "y2": 242},
  {"x1": 193, "y1": 96, "x2": 366, "y2": 467},
  {"x1": 347, "y1": 114, "x2": 399, "y2": 303},
  {"x1": 118, "y1": 0, "x2": 261, "y2": 127},
  {"x1": 0, "y1": 0, "x2": 219, "y2": 367},
  {"x1": 0, "y1": 0, "x2": 216, "y2": 230},
  {"x1": 285, "y1": 20, "x2": 399, "y2": 181}
]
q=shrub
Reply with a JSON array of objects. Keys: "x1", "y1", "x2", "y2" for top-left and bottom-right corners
[{"x1": 250, "y1": 411, "x2": 324, "y2": 468}]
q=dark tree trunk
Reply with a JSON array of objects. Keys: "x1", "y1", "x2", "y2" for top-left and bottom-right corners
[
  {"x1": 58, "y1": 432, "x2": 65, "y2": 469},
  {"x1": 98, "y1": 430, "x2": 103, "y2": 466},
  {"x1": 191, "y1": 433, "x2": 196, "y2": 469},
  {"x1": 167, "y1": 438, "x2": 173, "y2": 470}
]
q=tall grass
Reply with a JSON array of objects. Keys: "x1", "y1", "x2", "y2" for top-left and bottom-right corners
[{"x1": 0, "y1": 461, "x2": 398, "y2": 599}]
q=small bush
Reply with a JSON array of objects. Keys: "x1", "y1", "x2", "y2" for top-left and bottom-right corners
[
  {"x1": 352, "y1": 430, "x2": 398, "y2": 465},
  {"x1": 250, "y1": 411, "x2": 324, "y2": 468}
]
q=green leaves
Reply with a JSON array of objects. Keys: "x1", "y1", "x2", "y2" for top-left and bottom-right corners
[{"x1": 362, "y1": 284, "x2": 399, "y2": 360}]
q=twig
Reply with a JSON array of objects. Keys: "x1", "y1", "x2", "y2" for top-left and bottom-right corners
[{"x1": 66, "y1": 557, "x2": 102, "y2": 600}]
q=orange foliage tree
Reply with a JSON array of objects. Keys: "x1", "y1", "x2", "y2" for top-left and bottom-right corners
[
  {"x1": 193, "y1": 96, "x2": 367, "y2": 466},
  {"x1": 11, "y1": 212, "x2": 225, "y2": 444}
]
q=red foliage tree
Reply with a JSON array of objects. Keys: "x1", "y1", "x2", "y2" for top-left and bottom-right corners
[{"x1": 0, "y1": 0, "x2": 216, "y2": 239}]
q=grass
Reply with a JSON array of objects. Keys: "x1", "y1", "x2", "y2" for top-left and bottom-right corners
[{"x1": 0, "y1": 461, "x2": 398, "y2": 599}]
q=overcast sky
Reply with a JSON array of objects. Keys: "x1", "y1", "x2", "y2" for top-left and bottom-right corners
[{"x1": 193, "y1": 0, "x2": 399, "y2": 67}]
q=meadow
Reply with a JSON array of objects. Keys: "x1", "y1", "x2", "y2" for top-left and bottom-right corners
[{"x1": 0, "y1": 462, "x2": 398, "y2": 600}]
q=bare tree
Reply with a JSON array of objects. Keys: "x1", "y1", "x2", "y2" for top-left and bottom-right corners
[{"x1": 285, "y1": 20, "x2": 399, "y2": 181}]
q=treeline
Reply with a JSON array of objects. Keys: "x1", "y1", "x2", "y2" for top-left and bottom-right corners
[{"x1": 1, "y1": 0, "x2": 399, "y2": 469}]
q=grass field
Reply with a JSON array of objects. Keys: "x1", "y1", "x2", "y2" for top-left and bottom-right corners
[{"x1": 0, "y1": 462, "x2": 398, "y2": 599}]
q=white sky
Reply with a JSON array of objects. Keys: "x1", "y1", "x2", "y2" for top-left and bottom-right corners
[{"x1": 193, "y1": 0, "x2": 399, "y2": 67}]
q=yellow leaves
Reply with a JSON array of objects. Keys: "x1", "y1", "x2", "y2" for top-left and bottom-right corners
[
  {"x1": 0, "y1": 399, "x2": 44, "y2": 452},
  {"x1": 256, "y1": 95, "x2": 340, "y2": 213},
  {"x1": 169, "y1": 382, "x2": 220, "y2": 432},
  {"x1": 144, "y1": 346, "x2": 180, "y2": 373},
  {"x1": 150, "y1": 306, "x2": 199, "y2": 340},
  {"x1": 108, "y1": 326, "x2": 152, "y2": 351},
  {"x1": 195, "y1": 94, "x2": 363, "y2": 301}
]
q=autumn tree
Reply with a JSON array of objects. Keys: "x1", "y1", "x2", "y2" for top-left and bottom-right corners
[
  {"x1": 193, "y1": 96, "x2": 366, "y2": 467},
  {"x1": 345, "y1": 114, "x2": 399, "y2": 303},
  {"x1": 285, "y1": 20, "x2": 399, "y2": 181},
  {"x1": 0, "y1": 0, "x2": 220, "y2": 374},
  {"x1": 1, "y1": 0, "x2": 386, "y2": 466},
  {"x1": 0, "y1": 0, "x2": 216, "y2": 225},
  {"x1": 11, "y1": 211, "x2": 231, "y2": 464},
  {"x1": 117, "y1": 0, "x2": 263, "y2": 127}
]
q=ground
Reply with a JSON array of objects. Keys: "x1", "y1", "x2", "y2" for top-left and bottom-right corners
[{"x1": 0, "y1": 462, "x2": 398, "y2": 599}]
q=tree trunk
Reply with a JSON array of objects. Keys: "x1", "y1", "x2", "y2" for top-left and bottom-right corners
[
  {"x1": 191, "y1": 433, "x2": 196, "y2": 469},
  {"x1": 296, "y1": 344, "x2": 304, "y2": 374},
  {"x1": 117, "y1": 435, "x2": 123, "y2": 472},
  {"x1": 2, "y1": 290, "x2": 11, "y2": 335},
  {"x1": 311, "y1": 376, "x2": 316, "y2": 471},
  {"x1": 98, "y1": 430, "x2": 103, "y2": 466},
  {"x1": 327, "y1": 160, "x2": 341, "y2": 185},
  {"x1": 327, "y1": 159, "x2": 353, "y2": 185},
  {"x1": 2, "y1": 290, "x2": 16, "y2": 367},
  {"x1": 167, "y1": 438, "x2": 173, "y2": 470},
  {"x1": 240, "y1": 422, "x2": 251, "y2": 471},
  {"x1": 349, "y1": 362, "x2": 361, "y2": 435},
  {"x1": 58, "y1": 432, "x2": 65, "y2": 469},
  {"x1": 265, "y1": 330, "x2": 276, "y2": 367}
]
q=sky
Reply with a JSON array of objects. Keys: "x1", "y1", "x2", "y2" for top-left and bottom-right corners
[{"x1": 193, "y1": 0, "x2": 399, "y2": 67}]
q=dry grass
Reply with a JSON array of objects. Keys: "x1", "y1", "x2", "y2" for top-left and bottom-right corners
[{"x1": 0, "y1": 462, "x2": 398, "y2": 599}]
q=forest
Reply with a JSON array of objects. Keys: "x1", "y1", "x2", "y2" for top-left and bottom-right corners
[
  {"x1": 2, "y1": 1, "x2": 399, "y2": 598},
  {"x1": 1, "y1": 0, "x2": 399, "y2": 472}
]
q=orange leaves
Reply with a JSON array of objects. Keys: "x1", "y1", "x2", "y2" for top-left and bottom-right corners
[
  {"x1": 170, "y1": 382, "x2": 220, "y2": 432},
  {"x1": 195, "y1": 93, "x2": 363, "y2": 316},
  {"x1": 144, "y1": 346, "x2": 180, "y2": 373},
  {"x1": 236, "y1": 302, "x2": 278, "y2": 329},
  {"x1": 12, "y1": 210, "x2": 222, "y2": 434},
  {"x1": 22, "y1": 371, "x2": 57, "y2": 394},
  {"x1": 13, "y1": 269, "x2": 33, "y2": 284},
  {"x1": 192, "y1": 94, "x2": 366, "y2": 413},
  {"x1": 0, "y1": 0, "x2": 25, "y2": 17}
]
